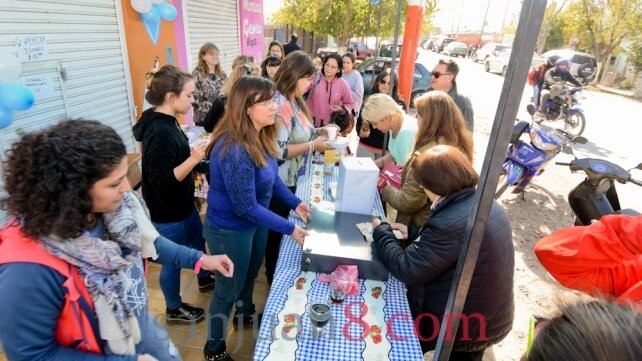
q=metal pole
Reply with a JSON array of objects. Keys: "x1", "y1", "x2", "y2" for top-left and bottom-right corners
[
  {"x1": 432, "y1": 1, "x2": 547, "y2": 360},
  {"x1": 382, "y1": 0, "x2": 403, "y2": 154},
  {"x1": 479, "y1": 0, "x2": 492, "y2": 43},
  {"x1": 374, "y1": 0, "x2": 384, "y2": 63}
]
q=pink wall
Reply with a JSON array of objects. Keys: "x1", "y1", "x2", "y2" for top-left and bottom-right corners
[{"x1": 173, "y1": 0, "x2": 189, "y2": 70}]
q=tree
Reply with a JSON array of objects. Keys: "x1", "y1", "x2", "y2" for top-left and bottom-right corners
[
  {"x1": 272, "y1": 0, "x2": 438, "y2": 48},
  {"x1": 422, "y1": 0, "x2": 438, "y2": 36},
  {"x1": 536, "y1": 0, "x2": 569, "y2": 53},
  {"x1": 563, "y1": 0, "x2": 642, "y2": 83},
  {"x1": 502, "y1": 22, "x2": 518, "y2": 35}
]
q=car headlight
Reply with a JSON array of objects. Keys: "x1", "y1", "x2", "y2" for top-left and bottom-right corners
[{"x1": 529, "y1": 127, "x2": 560, "y2": 151}]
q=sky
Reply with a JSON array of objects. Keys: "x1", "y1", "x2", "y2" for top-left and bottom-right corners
[
  {"x1": 433, "y1": 0, "x2": 523, "y2": 34},
  {"x1": 263, "y1": 0, "x2": 524, "y2": 34}
]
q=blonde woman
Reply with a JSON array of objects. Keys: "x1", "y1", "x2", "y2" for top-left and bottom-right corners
[
  {"x1": 203, "y1": 55, "x2": 257, "y2": 132},
  {"x1": 361, "y1": 93, "x2": 418, "y2": 168},
  {"x1": 380, "y1": 91, "x2": 474, "y2": 227},
  {"x1": 192, "y1": 43, "x2": 226, "y2": 126}
]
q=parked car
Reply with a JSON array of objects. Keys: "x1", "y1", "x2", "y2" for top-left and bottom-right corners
[
  {"x1": 472, "y1": 42, "x2": 511, "y2": 63},
  {"x1": 435, "y1": 38, "x2": 455, "y2": 53},
  {"x1": 348, "y1": 41, "x2": 374, "y2": 60},
  {"x1": 485, "y1": 50, "x2": 541, "y2": 76},
  {"x1": 357, "y1": 57, "x2": 432, "y2": 104},
  {"x1": 316, "y1": 47, "x2": 338, "y2": 59},
  {"x1": 378, "y1": 42, "x2": 403, "y2": 57},
  {"x1": 443, "y1": 41, "x2": 468, "y2": 57},
  {"x1": 422, "y1": 37, "x2": 438, "y2": 50},
  {"x1": 539, "y1": 49, "x2": 598, "y2": 84}
]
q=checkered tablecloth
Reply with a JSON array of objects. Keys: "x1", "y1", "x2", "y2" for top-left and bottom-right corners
[{"x1": 253, "y1": 165, "x2": 423, "y2": 361}]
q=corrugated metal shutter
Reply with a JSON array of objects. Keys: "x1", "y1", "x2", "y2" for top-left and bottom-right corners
[
  {"x1": 185, "y1": 0, "x2": 240, "y2": 73},
  {"x1": 0, "y1": 0, "x2": 136, "y2": 223}
]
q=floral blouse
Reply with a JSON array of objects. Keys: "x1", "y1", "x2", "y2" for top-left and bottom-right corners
[{"x1": 192, "y1": 69, "x2": 226, "y2": 125}]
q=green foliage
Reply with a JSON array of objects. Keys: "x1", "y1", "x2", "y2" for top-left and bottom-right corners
[
  {"x1": 272, "y1": 0, "x2": 438, "y2": 46},
  {"x1": 502, "y1": 22, "x2": 518, "y2": 35},
  {"x1": 627, "y1": 37, "x2": 642, "y2": 71}
]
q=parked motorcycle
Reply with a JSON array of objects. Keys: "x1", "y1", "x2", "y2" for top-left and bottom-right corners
[
  {"x1": 556, "y1": 157, "x2": 642, "y2": 225},
  {"x1": 495, "y1": 117, "x2": 587, "y2": 199},
  {"x1": 532, "y1": 82, "x2": 587, "y2": 137}
]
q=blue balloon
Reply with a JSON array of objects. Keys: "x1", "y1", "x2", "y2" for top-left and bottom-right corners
[
  {"x1": 157, "y1": 3, "x2": 177, "y2": 22},
  {"x1": 0, "y1": 105, "x2": 13, "y2": 129},
  {"x1": 0, "y1": 84, "x2": 35, "y2": 111},
  {"x1": 141, "y1": 4, "x2": 161, "y2": 24}
]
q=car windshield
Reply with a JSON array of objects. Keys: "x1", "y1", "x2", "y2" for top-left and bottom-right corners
[
  {"x1": 571, "y1": 54, "x2": 596, "y2": 66},
  {"x1": 496, "y1": 45, "x2": 510, "y2": 52}
]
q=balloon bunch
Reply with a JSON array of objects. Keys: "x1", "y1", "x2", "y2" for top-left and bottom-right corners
[
  {"x1": 130, "y1": 0, "x2": 178, "y2": 23},
  {"x1": 0, "y1": 52, "x2": 35, "y2": 129}
]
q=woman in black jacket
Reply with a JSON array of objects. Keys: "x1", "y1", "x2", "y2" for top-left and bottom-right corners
[
  {"x1": 372, "y1": 145, "x2": 514, "y2": 360},
  {"x1": 133, "y1": 65, "x2": 213, "y2": 325}
]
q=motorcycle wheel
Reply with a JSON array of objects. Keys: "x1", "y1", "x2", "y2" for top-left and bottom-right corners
[
  {"x1": 495, "y1": 173, "x2": 508, "y2": 199},
  {"x1": 564, "y1": 112, "x2": 586, "y2": 137}
]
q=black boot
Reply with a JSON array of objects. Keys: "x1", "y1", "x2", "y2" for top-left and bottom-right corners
[
  {"x1": 204, "y1": 344, "x2": 234, "y2": 361},
  {"x1": 166, "y1": 303, "x2": 205, "y2": 325},
  {"x1": 198, "y1": 272, "x2": 216, "y2": 293}
]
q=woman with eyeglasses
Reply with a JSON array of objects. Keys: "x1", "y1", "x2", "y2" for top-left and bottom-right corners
[
  {"x1": 355, "y1": 70, "x2": 406, "y2": 158},
  {"x1": 263, "y1": 51, "x2": 335, "y2": 286},
  {"x1": 380, "y1": 91, "x2": 473, "y2": 228},
  {"x1": 261, "y1": 55, "x2": 281, "y2": 80},
  {"x1": 192, "y1": 43, "x2": 226, "y2": 126},
  {"x1": 203, "y1": 55, "x2": 258, "y2": 133},
  {"x1": 371, "y1": 145, "x2": 514, "y2": 360},
  {"x1": 307, "y1": 53, "x2": 355, "y2": 127},
  {"x1": 203, "y1": 76, "x2": 310, "y2": 360},
  {"x1": 267, "y1": 40, "x2": 285, "y2": 60}
]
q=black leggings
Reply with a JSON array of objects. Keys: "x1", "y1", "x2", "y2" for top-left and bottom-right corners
[{"x1": 264, "y1": 186, "x2": 296, "y2": 285}]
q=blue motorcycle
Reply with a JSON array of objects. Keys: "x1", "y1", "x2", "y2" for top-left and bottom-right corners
[
  {"x1": 534, "y1": 83, "x2": 586, "y2": 137},
  {"x1": 495, "y1": 111, "x2": 587, "y2": 198}
]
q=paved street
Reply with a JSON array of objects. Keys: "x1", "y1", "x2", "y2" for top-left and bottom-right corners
[{"x1": 416, "y1": 49, "x2": 642, "y2": 360}]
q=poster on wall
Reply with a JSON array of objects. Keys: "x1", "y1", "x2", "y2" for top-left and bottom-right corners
[{"x1": 238, "y1": 0, "x2": 264, "y2": 62}]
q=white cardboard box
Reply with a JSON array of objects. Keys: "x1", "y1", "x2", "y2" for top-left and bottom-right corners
[{"x1": 335, "y1": 157, "x2": 379, "y2": 215}]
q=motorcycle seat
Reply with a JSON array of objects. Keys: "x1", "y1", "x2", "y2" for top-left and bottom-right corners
[{"x1": 615, "y1": 208, "x2": 640, "y2": 216}]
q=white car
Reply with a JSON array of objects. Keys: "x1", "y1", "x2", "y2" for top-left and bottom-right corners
[
  {"x1": 485, "y1": 50, "x2": 541, "y2": 76},
  {"x1": 472, "y1": 42, "x2": 511, "y2": 63}
]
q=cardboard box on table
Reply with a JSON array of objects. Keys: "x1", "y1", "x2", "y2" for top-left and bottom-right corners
[{"x1": 301, "y1": 157, "x2": 388, "y2": 281}]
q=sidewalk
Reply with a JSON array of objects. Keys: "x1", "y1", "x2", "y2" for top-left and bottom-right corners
[{"x1": 594, "y1": 84, "x2": 639, "y2": 99}]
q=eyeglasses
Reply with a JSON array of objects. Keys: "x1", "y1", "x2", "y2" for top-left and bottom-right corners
[
  {"x1": 255, "y1": 99, "x2": 276, "y2": 107},
  {"x1": 431, "y1": 71, "x2": 453, "y2": 79},
  {"x1": 380, "y1": 80, "x2": 390, "y2": 85}
]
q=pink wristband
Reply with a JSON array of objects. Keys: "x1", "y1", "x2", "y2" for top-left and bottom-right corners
[{"x1": 193, "y1": 255, "x2": 205, "y2": 274}]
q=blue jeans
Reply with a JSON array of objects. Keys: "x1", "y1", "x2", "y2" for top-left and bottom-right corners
[
  {"x1": 203, "y1": 221, "x2": 268, "y2": 351},
  {"x1": 153, "y1": 207, "x2": 206, "y2": 309}
]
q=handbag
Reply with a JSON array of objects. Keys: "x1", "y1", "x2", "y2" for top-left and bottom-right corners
[{"x1": 379, "y1": 162, "x2": 403, "y2": 190}]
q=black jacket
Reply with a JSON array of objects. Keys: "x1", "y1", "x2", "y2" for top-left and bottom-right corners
[
  {"x1": 428, "y1": 82, "x2": 474, "y2": 132},
  {"x1": 283, "y1": 41, "x2": 301, "y2": 56},
  {"x1": 133, "y1": 109, "x2": 195, "y2": 223},
  {"x1": 372, "y1": 188, "x2": 514, "y2": 352},
  {"x1": 543, "y1": 68, "x2": 582, "y2": 89},
  {"x1": 203, "y1": 95, "x2": 227, "y2": 133}
]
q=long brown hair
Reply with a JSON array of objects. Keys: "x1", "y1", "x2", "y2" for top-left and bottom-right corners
[
  {"x1": 413, "y1": 91, "x2": 473, "y2": 160},
  {"x1": 273, "y1": 51, "x2": 315, "y2": 122},
  {"x1": 207, "y1": 77, "x2": 278, "y2": 167},
  {"x1": 195, "y1": 42, "x2": 223, "y2": 77}
]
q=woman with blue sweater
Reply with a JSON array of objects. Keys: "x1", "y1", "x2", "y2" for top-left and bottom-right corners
[
  {"x1": 203, "y1": 76, "x2": 310, "y2": 361},
  {"x1": 0, "y1": 120, "x2": 233, "y2": 361}
]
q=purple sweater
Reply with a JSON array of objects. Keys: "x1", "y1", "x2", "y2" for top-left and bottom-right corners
[{"x1": 307, "y1": 75, "x2": 354, "y2": 127}]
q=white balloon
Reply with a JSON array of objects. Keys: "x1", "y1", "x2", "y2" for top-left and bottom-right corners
[
  {"x1": 130, "y1": 0, "x2": 152, "y2": 13},
  {"x1": 151, "y1": 0, "x2": 164, "y2": 4},
  {"x1": 0, "y1": 52, "x2": 22, "y2": 83}
]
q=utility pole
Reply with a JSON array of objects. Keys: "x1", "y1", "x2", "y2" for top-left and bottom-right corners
[{"x1": 479, "y1": 0, "x2": 492, "y2": 43}]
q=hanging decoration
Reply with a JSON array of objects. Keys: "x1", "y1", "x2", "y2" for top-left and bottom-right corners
[{"x1": 130, "y1": 0, "x2": 177, "y2": 44}]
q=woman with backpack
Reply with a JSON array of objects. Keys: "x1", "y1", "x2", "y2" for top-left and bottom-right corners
[{"x1": 0, "y1": 120, "x2": 233, "y2": 361}]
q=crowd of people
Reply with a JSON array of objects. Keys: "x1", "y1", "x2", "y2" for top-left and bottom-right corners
[{"x1": 0, "y1": 36, "x2": 638, "y2": 361}]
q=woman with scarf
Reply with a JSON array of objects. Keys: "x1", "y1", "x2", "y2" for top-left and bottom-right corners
[{"x1": 0, "y1": 120, "x2": 234, "y2": 360}]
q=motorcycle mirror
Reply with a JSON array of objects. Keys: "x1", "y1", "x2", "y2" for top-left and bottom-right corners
[
  {"x1": 526, "y1": 104, "x2": 536, "y2": 116},
  {"x1": 636, "y1": 163, "x2": 642, "y2": 170},
  {"x1": 572, "y1": 136, "x2": 588, "y2": 144}
]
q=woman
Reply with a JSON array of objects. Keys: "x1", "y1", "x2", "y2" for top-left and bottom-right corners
[
  {"x1": 341, "y1": 53, "x2": 364, "y2": 117},
  {"x1": 192, "y1": 42, "x2": 226, "y2": 126},
  {"x1": 133, "y1": 65, "x2": 212, "y2": 325},
  {"x1": 267, "y1": 40, "x2": 285, "y2": 60},
  {"x1": 372, "y1": 145, "x2": 514, "y2": 359},
  {"x1": 263, "y1": 51, "x2": 334, "y2": 286},
  {"x1": 525, "y1": 300, "x2": 641, "y2": 361},
  {"x1": 203, "y1": 76, "x2": 310, "y2": 360},
  {"x1": 380, "y1": 91, "x2": 474, "y2": 228},
  {"x1": 355, "y1": 70, "x2": 406, "y2": 158},
  {"x1": 361, "y1": 93, "x2": 418, "y2": 167},
  {"x1": 0, "y1": 120, "x2": 233, "y2": 361},
  {"x1": 261, "y1": 55, "x2": 281, "y2": 79},
  {"x1": 203, "y1": 55, "x2": 256, "y2": 133},
  {"x1": 307, "y1": 52, "x2": 354, "y2": 127}
]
